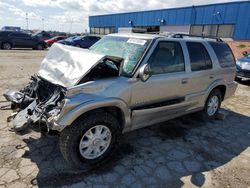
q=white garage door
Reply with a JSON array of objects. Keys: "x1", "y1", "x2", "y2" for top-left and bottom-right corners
[{"x1": 160, "y1": 25, "x2": 190, "y2": 34}]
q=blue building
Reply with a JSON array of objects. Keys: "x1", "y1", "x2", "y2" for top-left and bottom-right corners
[{"x1": 89, "y1": 1, "x2": 250, "y2": 40}]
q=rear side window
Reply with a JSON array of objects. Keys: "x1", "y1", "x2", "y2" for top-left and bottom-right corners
[
  {"x1": 10, "y1": 33, "x2": 29, "y2": 38},
  {"x1": 187, "y1": 42, "x2": 212, "y2": 71},
  {"x1": 209, "y1": 42, "x2": 235, "y2": 68}
]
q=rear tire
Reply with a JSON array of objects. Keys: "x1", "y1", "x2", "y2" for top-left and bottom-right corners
[
  {"x1": 35, "y1": 44, "x2": 44, "y2": 50},
  {"x1": 59, "y1": 112, "x2": 121, "y2": 170},
  {"x1": 2, "y1": 42, "x2": 11, "y2": 50},
  {"x1": 199, "y1": 89, "x2": 222, "y2": 121}
]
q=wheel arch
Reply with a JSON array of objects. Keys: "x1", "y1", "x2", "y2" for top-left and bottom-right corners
[
  {"x1": 213, "y1": 85, "x2": 226, "y2": 101},
  {"x1": 55, "y1": 99, "x2": 131, "y2": 132}
]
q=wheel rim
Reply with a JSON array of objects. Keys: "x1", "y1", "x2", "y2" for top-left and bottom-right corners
[
  {"x1": 3, "y1": 43, "x2": 11, "y2": 50},
  {"x1": 207, "y1": 95, "x2": 219, "y2": 116},
  {"x1": 79, "y1": 125, "x2": 112, "y2": 160}
]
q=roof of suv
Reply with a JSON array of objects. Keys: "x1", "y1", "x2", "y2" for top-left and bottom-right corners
[
  {"x1": 108, "y1": 33, "x2": 223, "y2": 42},
  {"x1": 109, "y1": 33, "x2": 161, "y2": 39}
]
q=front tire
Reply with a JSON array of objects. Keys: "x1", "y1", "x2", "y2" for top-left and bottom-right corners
[
  {"x1": 200, "y1": 89, "x2": 222, "y2": 121},
  {"x1": 59, "y1": 112, "x2": 121, "y2": 170}
]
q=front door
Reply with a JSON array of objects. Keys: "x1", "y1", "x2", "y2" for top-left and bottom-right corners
[{"x1": 130, "y1": 40, "x2": 194, "y2": 129}]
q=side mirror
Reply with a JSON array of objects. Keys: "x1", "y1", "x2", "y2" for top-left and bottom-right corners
[{"x1": 138, "y1": 64, "x2": 151, "y2": 82}]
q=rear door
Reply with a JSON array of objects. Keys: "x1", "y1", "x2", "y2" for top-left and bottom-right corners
[
  {"x1": 130, "y1": 39, "x2": 195, "y2": 129},
  {"x1": 183, "y1": 41, "x2": 215, "y2": 109}
]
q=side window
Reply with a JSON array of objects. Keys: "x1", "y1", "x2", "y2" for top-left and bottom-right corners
[
  {"x1": 209, "y1": 42, "x2": 235, "y2": 68},
  {"x1": 15, "y1": 33, "x2": 29, "y2": 38},
  {"x1": 89, "y1": 36, "x2": 99, "y2": 41},
  {"x1": 148, "y1": 41, "x2": 185, "y2": 75},
  {"x1": 187, "y1": 42, "x2": 212, "y2": 71}
]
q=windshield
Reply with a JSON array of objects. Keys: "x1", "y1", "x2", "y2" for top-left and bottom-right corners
[{"x1": 89, "y1": 36, "x2": 150, "y2": 75}]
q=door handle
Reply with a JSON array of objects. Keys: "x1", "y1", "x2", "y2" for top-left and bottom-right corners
[
  {"x1": 182, "y1": 78, "x2": 188, "y2": 84},
  {"x1": 209, "y1": 74, "x2": 215, "y2": 79}
]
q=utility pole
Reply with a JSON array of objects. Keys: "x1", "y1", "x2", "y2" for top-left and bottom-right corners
[
  {"x1": 25, "y1": 12, "x2": 29, "y2": 30},
  {"x1": 42, "y1": 18, "x2": 44, "y2": 31},
  {"x1": 69, "y1": 19, "x2": 73, "y2": 33}
]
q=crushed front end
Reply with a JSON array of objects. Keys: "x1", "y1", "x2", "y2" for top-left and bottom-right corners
[{"x1": 4, "y1": 75, "x2": 66, "y2": 132}]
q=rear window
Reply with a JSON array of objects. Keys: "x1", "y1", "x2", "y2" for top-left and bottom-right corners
[{"x1": 209, "y1": 42, "x2": 235, "y2": 68}]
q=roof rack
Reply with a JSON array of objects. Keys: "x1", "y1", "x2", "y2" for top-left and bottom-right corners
[{"x1": 172, "y1": 33, "x2": 223, "y2": 42}]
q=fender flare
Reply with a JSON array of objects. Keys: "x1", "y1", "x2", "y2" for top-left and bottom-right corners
[{"x1": 55, "y1": 98, "x2": 131, "y2": 131}]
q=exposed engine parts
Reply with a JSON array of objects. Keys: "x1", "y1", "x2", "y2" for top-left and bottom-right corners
[{"x1": 3, "y1": 75, "x2": 65, "y2": 131}]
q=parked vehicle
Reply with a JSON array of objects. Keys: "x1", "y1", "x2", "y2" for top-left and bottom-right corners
[
  {"x1": 4, "y1": 33, "x2": 237, "y2": 169},
  {"x1": 45, "y1": 36, "x2": 67, "y2": 46},
  {"x1": 235, "y1": 51, "x2": 250, "y2": 81},
  {"x1": 58, "y1": 35, "x2": 100, "y2": 48},
  {"x1": 32, "y1": 31, "x2": 52, "y2": 41},
  {"x1": 57, "y1": 36, "x2": 77, "y2": 45},
  {"x1": 0, "y1": 31, "x2": 47, "y2": 50}
]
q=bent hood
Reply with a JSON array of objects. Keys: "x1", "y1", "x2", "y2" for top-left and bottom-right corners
[{"x1": 38, "y1": 43, "x2": 105, "y2": 87}]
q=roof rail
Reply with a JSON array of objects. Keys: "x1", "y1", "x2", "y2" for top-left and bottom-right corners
[{"x1": 172, "y1": 33, "x2": 223, "y2": 42}]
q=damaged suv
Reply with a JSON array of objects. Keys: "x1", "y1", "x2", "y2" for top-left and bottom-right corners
[{"x1": 4, "y1": 33, "x2": 237, "y2": 169}]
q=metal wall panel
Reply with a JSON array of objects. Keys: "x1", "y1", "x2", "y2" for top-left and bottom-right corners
[
  {"x1": 234, "y1": 2, "x2": 250, "y2": 39},
  {"x1": 202, "y1": 6, "x2": 215, "y2": 24},
  {"x1": 89, "y1": 1, "x2": 250, "y2": 39}
]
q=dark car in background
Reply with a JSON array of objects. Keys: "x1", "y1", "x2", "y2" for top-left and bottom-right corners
[
  {"x1": 236, "y1": 52, "x2": 250, "y2": 81},
  {"x1": 0, "y1": 31, "x2": 47, "y2": 50},
  {"x1": 45, "y1": 36, "x2": 67, "y2": 47},
  {"x1": 32, "y1": 31, "x2": 52, "y2": 41},
  {"x1": 58, "y1": 35, "x2": 101, "y2": 48}
]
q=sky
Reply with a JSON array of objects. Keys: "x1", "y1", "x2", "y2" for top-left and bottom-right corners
[{"x1": 0, "y1": 0, "x2": 244, "y2": 33}]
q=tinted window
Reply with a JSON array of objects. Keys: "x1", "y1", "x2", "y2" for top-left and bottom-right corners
[
  {"x1": 148, "y1": 41, "x2": 185, "y2": 75},
  {"x1": 0, "y1": 32, "x2": 11, "y2": 37},
  {"x1": 10, "y1": 33, "x2": 29, "y2": 38},
  {"x1": 89, "y1": 36, "x2": 99, "y2": 41},
  {"x1": 209, "y1": 42, "x2": 235, "y2": 67},
  {"x1": 187, "y1": 42, "x2": 212, "y2": 71}
]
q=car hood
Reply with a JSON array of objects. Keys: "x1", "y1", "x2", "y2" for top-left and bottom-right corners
[{"x1": 38, "y1": 43, "x2": 105, "y2": 87}]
